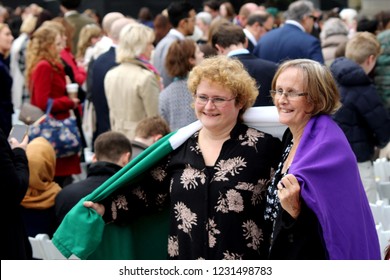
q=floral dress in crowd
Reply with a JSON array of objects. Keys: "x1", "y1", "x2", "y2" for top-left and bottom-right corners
[{"x1": 102, "y1": 123, "x2": 282, "y2": 259}]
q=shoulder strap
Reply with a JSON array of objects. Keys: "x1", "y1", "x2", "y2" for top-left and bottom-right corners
[{"x1": 46, "y1": 98, "x2": 54, "y2": 115}]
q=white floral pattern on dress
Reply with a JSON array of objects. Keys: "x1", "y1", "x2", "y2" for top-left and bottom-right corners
[
  {"x1": 215, "y1": 189, "x2": 244, "y2": 213},
  {"x1": 222, "y1": 251, "x2": 243, "y2": 260},
  {"x1": 214, "y1": 157, "x2": 247, "y2": 181},
  {"x1": 242, "y1": 220, "x2": 263, "y2": 250},
  {"x1": 111, "y1": 195, "x2": 128, "y2": 220},
  {"x1": 174, "y1": 202, "x2": 197, "y2": 236},
  {"x1": 132, "y1": 187, "x2": 147, "y2": 202},
  {"x1": 180, "y1": 164, "x2": 206, "y2": 190},
  {"x1": 239, "y1": 128, "x2": 264, "y2": 148},
  {"x1": 168, "y1": 235, "x2": 179, "y2": 257},
  {"x1": 207, "y1": 218, "x2": 221, "y2": 248},
  {"x1": 190, "y1": 140, "x2": 201, "y2": 154},
  {"x1": 151, "y1": 165, "x2": 167, "y2": 182}
]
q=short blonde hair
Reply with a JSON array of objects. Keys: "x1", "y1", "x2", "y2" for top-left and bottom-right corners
[
  {"x1": 116, "y1": 23, "x2": 155, "y2": 63},
  {"x1": 272, "y1": 59, "x2": 341, "y2": 115},
  {"x1": 188, "y1": 55, "x2": 258, "y2": 122},
  {"x1": 345, "y1": 32, "x2": 381, "y2": 64}
]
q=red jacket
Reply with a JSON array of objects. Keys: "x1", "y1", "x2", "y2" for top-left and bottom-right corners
[
  {"x1": 61, "y1": 48, "x2": 87, "y2": 86},
  {"x1": 30, "y1": 60, "x2": 81, "y2": 176}
]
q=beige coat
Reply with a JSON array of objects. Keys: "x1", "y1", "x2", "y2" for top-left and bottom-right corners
[{"x1": 104, "y1": 60, "x2": 160, "y2": 140}]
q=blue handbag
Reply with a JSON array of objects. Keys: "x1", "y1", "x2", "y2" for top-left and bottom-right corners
[{"x1": 29, "y1": 99, "x2": 81, "y2": 158}]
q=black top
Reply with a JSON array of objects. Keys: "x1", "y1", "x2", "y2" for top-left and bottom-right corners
[
  {"x1": 0, "y1": 128, "x2": 32, "y2": 259},
  {"x1": 55, "y1": 161, "x2": 122, "y2": 225},
  {"x1": 103, "y1": 123, "x2": 282, "y2": 259}
]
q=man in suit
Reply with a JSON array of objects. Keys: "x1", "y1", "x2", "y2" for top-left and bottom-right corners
[
  {"x1": 59, "y1": 0, "x2": 94, "y2": 54},
  {"x1": 90, "y1": 17, "x2": 135, "y2": 146},
  {"x1": 152, "y1": 1, "x2": 196, "y2": 88},
  {"x1": 252, "y1": 0, "x2": 324, "y2": 64},
  {"x1": 212, "y1": 24, "x2": 277, "y2": 106},
  {"x1": 243, "y1": 11, "x2": 274, "y2": 53}
]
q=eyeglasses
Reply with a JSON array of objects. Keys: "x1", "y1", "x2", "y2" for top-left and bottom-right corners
[
  {"x1": 309, "y1": 15, "x2": 318, "y2": 21},
  {"x1": 270, "y1": 90, "x2": 308, "y2": 99},
  {"x1": 195, "y1": 94, "x2": 235, "y2": 107}
]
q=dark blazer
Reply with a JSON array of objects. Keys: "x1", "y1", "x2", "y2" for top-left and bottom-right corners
[
  {"x1": 252, "y1": 23, "x2": 324, "y2": 64},
  {"x1": 246, "y1": 38, "x2": 255, "y2": 53},
  {"x1": 90, "y1": 47, "x2": 117, "y2": 145},
  {"x1": 231, "y1": 53, "x2": 277, "y2": 106}
]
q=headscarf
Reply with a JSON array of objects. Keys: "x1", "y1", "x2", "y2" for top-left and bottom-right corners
[{"x1": 21, "y1": 137, "x2": 61, "y2": 209}]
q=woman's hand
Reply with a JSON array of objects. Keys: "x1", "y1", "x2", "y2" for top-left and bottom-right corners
[
  {"x1": 9, "y1": 135, "x2": 29, "y2": 151},
  {"x1": 83, "y1": 201, "x2": 105, "y2": 216},
  {"x1": 70, "y1": 97, "x2": 80, "y2": 109},
  {"x1": 277, "y1": 174, "x2": 301, "y2": 219}
]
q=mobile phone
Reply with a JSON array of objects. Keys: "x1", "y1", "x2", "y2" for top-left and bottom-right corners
[{"x1": 8, "y1": 124, "x2": 28, "y2": 143}]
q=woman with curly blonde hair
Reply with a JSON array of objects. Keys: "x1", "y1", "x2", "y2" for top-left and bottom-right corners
[
  {"x1": 85, "y1": 55, "x2": 282, "y2": 259},
  {"x1": 25, "y1": 25, "x2": 81, "y2": 187}
]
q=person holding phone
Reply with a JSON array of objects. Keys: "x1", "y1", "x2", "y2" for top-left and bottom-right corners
[
  {"x1": 8, "y1": 124, "x2": 29, "y2": 143},
  {"x1": 0, "y1": 127, "x2": 32, "y2": 259}
]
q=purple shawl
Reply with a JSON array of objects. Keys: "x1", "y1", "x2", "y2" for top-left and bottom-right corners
[{"x1": 289, "y1": 114, "x2": 380, "y2": 260}]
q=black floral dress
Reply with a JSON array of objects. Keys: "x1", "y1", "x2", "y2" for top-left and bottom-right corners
[{"x1": 103, "y1": 123, "x2": 282, "y2": 259}]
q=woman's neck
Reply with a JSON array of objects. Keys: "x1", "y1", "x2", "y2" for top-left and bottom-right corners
[{"x1": 200, "y1": 123, "x2": 236, "y2": 142}]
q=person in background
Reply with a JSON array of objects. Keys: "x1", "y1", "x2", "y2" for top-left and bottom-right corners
[
  {"x1": 84, "y1": 55, "x2": 282, "y2": 259},
  {"x1": 374, "y1": 10, "x2": 390, "y2": 114},
  {"x1": 195, "y1": 11, "x2": 212, "y2": 45},
  {"x1": 319, "y1": 17, "x2": 349, "y2": 67},
  {"x1": 153, "y1": 1, "x2": 196, "y2": 88},
  {"x1": 212, "y1": 23, "x2": 277, "y2": 106},
  {"x1": 21, "y1": 137, "x2": 61, "y2": 238},
  {"x1": 91, "y1": 12, "x2": 124, "y2": 60},
  {"x1": 90, "y1": 17, "x2": 134, "y2": 146},
  {"x1": 266, "y1": 59, "x2": 380, "y2": 259},
  {"x1": 131, "y1": 115, "x2": 170, "y2": 160},
  {"x1": 59, "y1": 0, "x2": 95, "y2": 54},
  {"x1": 76, "y1": 23, "x2": 102, "y2": 72},
  {"x1": 219, "y1": 2, "x2": 236, "y2": 22},
  {"x1": 243, "y1": 11, "x2": 273, "y2": 53},
  {"x1": 252, "y1": 0, "x2": 324, "y2": 64},
  {"x1": 82, "y1": 9, "x2": 101, "y2": 26},
  {"x1": 55, "y1": 131, "x2": 132, "y2": 225},
  {"x1": 339, "y1": 8, "x2": 358, "y2": 38},
  {"x1": 0, "y1": 23, "x2": 14, "y2": 136},
  {"x1": 234, "y1": 2, "x2": 259, "y2": 28},
  {"x1": 25, "y1": 26, "x2": 81, "y2": 187},
  {"x1": 10, "y1": 14, "x2": 37, "y2": 112},
  {"x1": 331, "y1": 32, "x2": 390, "y2": 203},
  {"x1": 0, "y1": 128, "x2": 31, "y2": 259},
  {"x1": 159, "y1": 39, "x2": 203, "y2": 131},
  {"x1": 203, "y1": 0, "x2": 220, "y2": 20},
  {"x1": 152, "y1": 13, "x2": 171, "y2": 46},
  {"x1": 105, "y1": 23, "x2": 160, "y2": 140},
  {"x1": 138, "y1": 7, "x2": 154, "y2": 28}
]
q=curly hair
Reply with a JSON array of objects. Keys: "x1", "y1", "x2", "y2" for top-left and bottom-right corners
[
  {"x1": 25, "y1": 26, "x2": 62, "y2": 89},
  {"x1": 187, "y1": 55, "x2": 258, "y2": 122}
]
